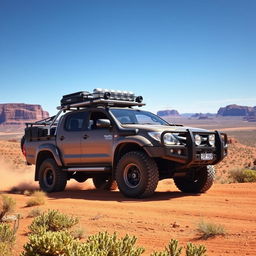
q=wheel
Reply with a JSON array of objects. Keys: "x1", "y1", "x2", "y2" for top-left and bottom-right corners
[
  {"x1": 92, "y1": 176, "x2": 117, "y2": 190},
  {"x1": 38, "y1": 158, "x2": 67, "y2": 192},
  {"x1": 116, "y1": 151, "x2": 159, "y2": 198},
  {"x1": 174, "y1": 165, "x2": 215, "y2": 193}
]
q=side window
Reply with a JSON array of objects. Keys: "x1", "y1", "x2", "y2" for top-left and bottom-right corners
[
  {"x1": 88, "y1": 111, "x2": 110, "y2": 130},
  {"x1": 65, "y1": 112, "x2": 88, "y2": 131}
]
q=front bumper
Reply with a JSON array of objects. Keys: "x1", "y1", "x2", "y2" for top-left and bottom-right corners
[{"x1": 144, "y1": 129, "x2": 228, "y2": 167}]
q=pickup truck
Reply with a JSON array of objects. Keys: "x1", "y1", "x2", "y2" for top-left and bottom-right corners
[{"x1": 21, "y1": 89, "x2": 228, "y2": 198}]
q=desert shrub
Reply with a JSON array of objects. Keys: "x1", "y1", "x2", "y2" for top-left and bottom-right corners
[
  {"x1": 0, "y1": 223, "x2": 16, "y2": 244},
  {"x1": 0, "y1": 242, "x2": 12, "y2": 256},
  {"x1": 0, "y1": 195, "x2": 16, "y2": 221},
  {"x1": 27, "y1": 208, "x2": 43, "y2": 218},
  {"x1": 22, "y1": 231, "x2": 145, "y2": 256},
  {"x1": 26, "y1": 191, "x2": 46, "y2": 207},
  {"x1": 197, "y1": 220, "x2": 226, "y2": 239},
  {"x1": 151, "y1": 239, "x2": 182, "y2": 256},
  {"x1": 29, "y1": 209, "x2": 79, "y2": 235},
  {"x1": 151, "y1": 239, "x2": 207, "y2": 256},
  {"x1": 0, "y1": 223, "x2": 16, "y2": 256},
  {"x1": 70, "y1": 226, "x2": 86, "y2": 240},
  {"x1": 21, "y1": 231, "x2": 87, "y2": 256},
  {"x1": 229, "y1": 168, "x2": 256, "y2": 183},
  {"x1": 185, "y1": 243, "x2": 207, "y2": 256},
  {"x1": 86, "y1": 231, "x2": 145, "y2": 256}
]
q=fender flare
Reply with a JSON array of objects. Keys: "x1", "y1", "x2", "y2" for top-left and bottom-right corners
[{"x1": 36, "y1": 143, "x2": 63, "y2": 167}]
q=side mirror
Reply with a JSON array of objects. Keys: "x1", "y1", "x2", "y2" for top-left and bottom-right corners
[{"x1": 96, "y1": 119, "x2": 111, "y2": 129}]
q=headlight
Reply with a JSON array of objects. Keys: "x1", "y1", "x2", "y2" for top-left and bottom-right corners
[
  {"x1": 194, "y1": 134, "x2": 202, "y2": 146},
  {"x1": 208, "y1": 134, "x2": 215, "y2": 146},
  {"x1": 148, "y1": 132, "x2": 180, "y2": 145}
]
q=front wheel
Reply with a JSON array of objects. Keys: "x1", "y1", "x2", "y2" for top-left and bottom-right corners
[
  {"x1": 174, "y1": 165, "x2": 215, "y2": 193},
  {"x1": 116, "y1": 151, "x2": 159, "y2": 198},
  {"x1": 38, "y1": 158, "x2": 67, "y2": 192},
  {"x1": 92, "y1": 176, "x2": 117, "y2": 190}
]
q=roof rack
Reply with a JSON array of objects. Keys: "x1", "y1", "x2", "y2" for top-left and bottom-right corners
[
  {"x1": 57, "y1": 88, "x2": 145, "y2": 110},
  {"x1": 25, "y1": 89, "x2": 145, "y2": 136}
]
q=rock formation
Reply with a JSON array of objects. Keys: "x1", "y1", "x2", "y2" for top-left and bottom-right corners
[
  {"x1": 157, "y1": 109, "x2": 180, "y2": 117},
  {"x1": 217, "y1": 104, "x2": 254, "y2": 116},
  {"x1": 0, "y1": 104, "x2": 49, "y2": 126}
]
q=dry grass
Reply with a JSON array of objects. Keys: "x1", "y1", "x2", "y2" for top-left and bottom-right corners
[
  {"x1": 27, "y1": 208, "x2": 43, "y2": 218},
  {"x1": 197, "y1": 220, "x2": 226, "y2": 239},
  {"x1": 0, "y1": 195, "x2": 16, "y2": 221},
  {"x1": 26, "y1": 191, "x2": 46, "y2": 207}
]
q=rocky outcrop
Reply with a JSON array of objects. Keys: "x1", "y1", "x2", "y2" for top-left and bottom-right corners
[
  {"x1": 0, "y1": 104, "x2": 49, "y2": 125},
  {"x1": 157, "y1": 109, "x2": 180, "y2": 117},
  {"x1": 217, "y1": 104, "x2": 254, "y2": 116}
]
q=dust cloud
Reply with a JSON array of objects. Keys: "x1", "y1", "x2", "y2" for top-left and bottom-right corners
[
  {"x1": 0, "y1": 157, "x2": 95, "y2": 192},
  {"x1": 0, "y1": 157, "x2": 38, "y2": 192}
]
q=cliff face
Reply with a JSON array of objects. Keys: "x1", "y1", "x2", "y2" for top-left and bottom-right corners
[
  {"x1": 0, "y1": 104, "x2": 49, "y2": 125},
  {"x1": 157, "y1": 109, "x2": 180, "y2": 117},
  {"x1": 217, "y1": 104, "x2": 254, "y2": 116}
]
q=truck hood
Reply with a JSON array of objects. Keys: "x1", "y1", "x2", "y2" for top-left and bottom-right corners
[{"x1": 121, "y1": 124, "x2": 209, "y2": 133}]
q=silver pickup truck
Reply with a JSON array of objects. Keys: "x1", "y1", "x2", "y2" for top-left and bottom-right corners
[{"x1": 21, "y1": 89, "x2": 228, "y2": 198}]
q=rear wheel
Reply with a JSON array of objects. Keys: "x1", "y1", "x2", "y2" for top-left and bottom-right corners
[
  {"x1": 174, "y1": 165, "x2": 215, "y2": 193},
  {"x1": 116, "y1": 151, "x2": 159, "y2": 198},
  {"x1": 39, "y1": 158, "x2": 67, "y2": 192},
  {"x1": 92, "y1": 176, "x2": 117, "y2": 190}
]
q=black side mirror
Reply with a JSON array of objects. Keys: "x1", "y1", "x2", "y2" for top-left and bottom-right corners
[{"x1": 96, "y1": 119, "x2": 111, "y2": 128}]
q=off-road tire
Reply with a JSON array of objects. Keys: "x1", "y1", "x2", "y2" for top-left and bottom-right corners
[
  {"x1": 116, "y1": 151, "x2": 159, "y2": 198},
  {"x1": 39, "y1": 158, "x2": 67, "y2": 193},
  {"x1": 174, "y1": 165, "x2": 215, "y2": 193},
  {"x1": 92, "y1": 177, "x2": 117, "y2": 191},
  {"x1": 20, "y1": 135, "x2": 25, "y2": 151}
]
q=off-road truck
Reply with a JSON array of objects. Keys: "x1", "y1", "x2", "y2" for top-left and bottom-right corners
[{"x1": 21, "y1": 89, "x2": 228, "y2": 198}]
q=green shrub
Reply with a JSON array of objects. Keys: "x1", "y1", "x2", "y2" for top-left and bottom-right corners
[
  {"x1": 22, "y1": 231, "x2": 145, "y2": 256},
  {"x1": 151, "y1": 239, "x2": 182, "y2": 256},
  {"x1": 26, "y1": 191, "x2": 46, "y2": 207},
  {"x1": 198, "y1": 220, "x2": 226, "y2": 239},
  {"x1": 21, "y1": 231, "x2": 86, "y2": 256},
  {"x1": 86, "y1": 231, "x2": 145, "y2": 256},
  {"x1": 0, "y1": 223, "x2": 16, "y2": 256},
  {"x1": 229, "y1": 168, "x2": 256, "y2": 183},
  {"x1": 0, "y1": 195, "x2": 16, "y2": 221},
  {"x1": 186, "y1": 243, "x2": 207, "y2": 256},
  {"x1": 29, "y1": 209, "x2": 79, "y2": 235},
  {"x1": 0, "y1": 223, "x2": 16, "y2": 244}
]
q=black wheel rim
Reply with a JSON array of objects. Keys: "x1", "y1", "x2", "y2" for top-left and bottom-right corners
[
  {"x1": 123, "y1": 163, "x2": 141, "y2": 188},
  {"x1": 44, "y1": 168, "x2": 55, "y2": 187}
]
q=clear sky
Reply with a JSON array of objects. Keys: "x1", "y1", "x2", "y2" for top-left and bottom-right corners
[{"x1": 0, "y1": 0, "x2": 255, "y2": 115}]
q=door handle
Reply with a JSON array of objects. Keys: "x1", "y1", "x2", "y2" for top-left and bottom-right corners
[
  {"x1": 83, "y1": 134, "x2": 89, "y2": 139},
  {"x1": 60, "y1": 136, "x2": 65, "y2": 141}
]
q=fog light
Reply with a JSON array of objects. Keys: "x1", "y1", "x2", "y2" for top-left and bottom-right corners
[{"x1": 194, "y1": 134, "x2": 202, "y2": 146}]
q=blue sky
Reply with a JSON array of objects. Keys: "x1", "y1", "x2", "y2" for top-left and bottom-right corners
[{"x1": 0, "y1": 0, "x2": 255, "y2": 115}]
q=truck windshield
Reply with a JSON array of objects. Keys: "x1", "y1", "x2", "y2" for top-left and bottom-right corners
[{"x1": 110, "y1": 109, "x2": 169, "y2": 125}]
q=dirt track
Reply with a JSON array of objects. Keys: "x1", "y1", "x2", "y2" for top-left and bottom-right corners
[{"x1": 3, "y1": 181, "x2": 255, "y2": 256}]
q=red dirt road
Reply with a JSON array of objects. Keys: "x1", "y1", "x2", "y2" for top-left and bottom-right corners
[{"x1": 3, "y1": 181, "x2": 256, "y2": 256}]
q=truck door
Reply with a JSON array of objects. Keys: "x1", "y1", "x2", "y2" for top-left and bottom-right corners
[
  {"x1": 80, "y1": 110, "x2": 113, "y2": 165},
  {"x1": 57, "y1": 111, "x2": 88, "y2": 166}
]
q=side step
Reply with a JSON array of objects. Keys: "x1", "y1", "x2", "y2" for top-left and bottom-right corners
[{"x1": 63, "y1": 167, "x2": 111, "y2": 172}]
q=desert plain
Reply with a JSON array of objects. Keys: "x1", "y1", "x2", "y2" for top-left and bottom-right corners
[{"x1": 0, "y1": 117, "x2": 256, "y2": 256}]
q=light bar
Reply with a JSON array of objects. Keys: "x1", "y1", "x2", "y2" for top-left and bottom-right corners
[{"x1": 93, "y1": 88, "x2": 136, "y2": 102}]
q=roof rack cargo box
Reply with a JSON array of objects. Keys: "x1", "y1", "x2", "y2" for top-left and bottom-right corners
[{"x1": 61, "y1": 91, "x2": 91, "y2": 107}]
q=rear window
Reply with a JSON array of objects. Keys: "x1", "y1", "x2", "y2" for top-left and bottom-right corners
[{"x1": 65, "y1": 112, "x2": 88, "y2": 131}]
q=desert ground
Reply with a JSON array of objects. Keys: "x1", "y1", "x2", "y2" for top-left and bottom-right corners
[{"x1": 0, "y1": 117, "x2": 256, "y2": 255}]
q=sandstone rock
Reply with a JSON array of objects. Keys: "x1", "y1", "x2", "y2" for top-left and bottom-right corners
[
  {"x1": 217, "y1": 104, "x2": 253, "y2": 116},
  {"x1": 0, "y1": 103, "x2": 49, "y2": 126}
]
